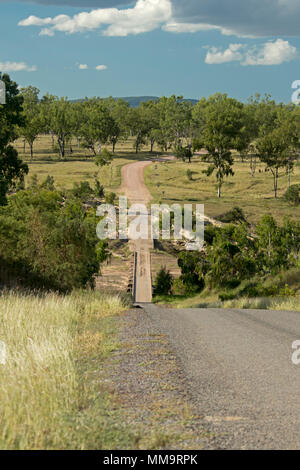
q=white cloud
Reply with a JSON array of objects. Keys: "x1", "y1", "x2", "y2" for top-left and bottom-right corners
[
  {"x1": 39, "y1": 28, "x2": 55, "y2": 36},
  {"x1": 19, "y1": 0, "x2": 172, "y2": 37},
  {"x1": 95, "y1": 64, "x2": 107, "y2": 70},
  {"x1": 205, "y1": 39, "x2": 298, "y2": 66},
  {"x1": 0, "y1": 61, "x2": 37, "y2": 72},
  {"x1": 205, "y1": 44, "x2": 244, "y2": 64},
  {"x1": 79, "y1": 63, "x2": 88, "y2": 69},
  {"x1": 17, "y1": 0, "x2": 300, "y2": 43},
  {"x1": 242, "y1": 39, "x2": 298, "y2": 65},
  {"x1": 163, "y1": 22, "x2": 219, "y2": 34}
]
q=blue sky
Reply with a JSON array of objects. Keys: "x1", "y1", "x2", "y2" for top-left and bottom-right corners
[{"x1": 1, "y1": 0, "x2": 300, "y2": 102}]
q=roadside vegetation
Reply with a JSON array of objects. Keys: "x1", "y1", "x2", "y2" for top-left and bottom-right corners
[{"x1": 0, "y1": 290, "x2": 133, "y2": 450}]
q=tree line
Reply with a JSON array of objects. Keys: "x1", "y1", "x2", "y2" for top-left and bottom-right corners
[{"x1": 18, "y1": 86, "x2": 300, "y2": 199}]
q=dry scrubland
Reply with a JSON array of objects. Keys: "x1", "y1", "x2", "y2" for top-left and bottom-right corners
[
  {"x1": 15, "y1": 135, "x2": 300, "y2": 226},
  {"x1": 0, "y1": 290, "x2": 136, "y2": 450},
  {"x1": 145, "y1": 157, "x2": 300, "y2": 224}
]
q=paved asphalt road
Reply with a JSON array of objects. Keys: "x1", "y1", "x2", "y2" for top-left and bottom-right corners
[{"x1": 141, "y1": 304, "x2": 300, "y2": 449}]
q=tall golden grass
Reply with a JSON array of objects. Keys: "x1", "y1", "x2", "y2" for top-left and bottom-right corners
[{"x1": 0, "y1": 290, "x2": 128, "y2": 449}]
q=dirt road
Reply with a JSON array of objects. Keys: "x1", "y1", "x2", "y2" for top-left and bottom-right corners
[{"x1": 120, "y1": 160, "x2": 154, "y2": 303}]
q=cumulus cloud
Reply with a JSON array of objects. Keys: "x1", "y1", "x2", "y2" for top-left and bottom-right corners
[
  {"x1": 95, "y1": 64, "x2": 107, "y2": 70},
  {"x1": 0, "y1": 61, "x2": 37, "y2": 72},
  {"x1": 205, "y1": 44, "x2": 244, "y2": 64},
  {"x1": 242, "y1": 39, "x2": 298, "y2": 65},
  {"x1": 19, "y1": 0, "x2": 172, "y2": 37},
  {"x1": 205, "y1": 39, "x2": 298, "y2": 66},
  {"x1": 17, "y1": 0, "x2": 300, "y2": 47}
]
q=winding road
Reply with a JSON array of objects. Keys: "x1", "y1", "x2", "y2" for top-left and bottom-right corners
[{"x1": 119, "y1": 158, "x2": 300, "y2": 449}]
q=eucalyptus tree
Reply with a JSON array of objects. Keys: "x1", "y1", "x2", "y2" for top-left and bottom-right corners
[
  {"x1": 48, "y1": 97, "x2": 74, "y2": 159},
  {"x1": 0, "y1": 73, "x2": 28, "y2": 204},
  {"x1": 79, "y1": 98, "x2": 115, "y2": 155},
  {"x1": 105, "y1": 97, "x2": 130, "y2": 153},
  {"x1": 193, "y1": 93, "x2": 247, "y2": 198},
  {"x1": 19, "y1": 86, "x2": 42, "y2": 159}
]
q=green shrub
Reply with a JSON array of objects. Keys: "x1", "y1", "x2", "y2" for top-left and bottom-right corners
[
  {"x1": 216, "y1": 206, "x2": 248, "y2": 224},
  {"x1": 284, "y1": 184, "x2": 300, "y2": 206},
  {"x1": 279, "y1": 284, "x2": 296, "y2": 297},
  {"x1": 71, "y1": 181, "x2": 93, "y2": 200},
  {"x1": 219, "y1": 292, "x2": 236, "y2": 301},
  {"x1": 0, "y1": 187, "x2": 103, "y2": 292},
  {"x1": 40, "y1": 175, "x2": 55, "y2": 191},
  {"x1": 94, "y1": 178, "x2": 105, "y2": 198},
  {"x1": 105, "y1": 192, "x2": 116, "y2": 205},
  {"x1": 154, "y1": 266, "x2": 173, "y2": 295}
]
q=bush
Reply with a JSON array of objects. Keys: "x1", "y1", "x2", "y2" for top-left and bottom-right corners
[
  {"x1": 279, "y1": 284, "x2": 296, "y2": 297},
  {"x1": 71, "y1": 181, "x2": 93, "y2": 200},
  {"x1": 216, "y1": 207, "x2": 248, "y2": 224},
  {"x1": 284, "y1": 184, "x2": 300, "y2": 206},
  {"x1": 154, "y1": 266, "x2": 173, "y2": 295},
  {"x1": 40, "y1": 175, "x2": 55, "y2": 191},
  {"x1": 0, "y1": 187, "x2": 103, "y2": 292},
  {"x1": 219, "y1": 292, "x2": 236, "y2": 301},
  {"x1": 94, "y1": 178, "x2": 105, "y2": 198},
  {"x1": 105, "y1": 192, "x2": 116, "y2": 205}
]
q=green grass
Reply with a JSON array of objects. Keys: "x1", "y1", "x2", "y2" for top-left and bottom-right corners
[
  {"x1": 14, "y1": 134, "x2": 161, "y2": 192},
  {"x1": 145, "y1": 157, "x2": 300, "y2": 224},
  {"x1": 0, "y1": 290, "x2": 136, "y2": 450}
]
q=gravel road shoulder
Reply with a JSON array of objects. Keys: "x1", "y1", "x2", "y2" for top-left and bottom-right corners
[{"x1": 107, "y1": 308, "x2": 217, "y2": 450}]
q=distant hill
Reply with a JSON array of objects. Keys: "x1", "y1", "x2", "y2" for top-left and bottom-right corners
[
  {"x1": 119, "y1": 96, "x2": 198, "y2": 107},
  {"x1": 71, "y1": 96, "x2": 198, "y2": 107}
]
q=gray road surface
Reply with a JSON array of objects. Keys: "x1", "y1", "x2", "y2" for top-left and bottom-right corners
[{"x1": 141, "y1": 304, "x2": 300, "y2": 449}]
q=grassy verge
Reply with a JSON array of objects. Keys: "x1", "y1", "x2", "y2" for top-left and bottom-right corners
[
  {"x1": 154, "y1": 293, "x2": 300, "y2": 311},
  {"x1": 0, "y1": 290, "x2": 136, "y2": 449}
]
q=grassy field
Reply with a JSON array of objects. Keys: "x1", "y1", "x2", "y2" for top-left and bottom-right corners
[
  {"x1": 145, "y1": 157, "x2": 300, "y2": 224},
  {"x1": 0, "y1": 290, "x2": 137, "y2": 450},
  {"x1": 14, "y1": 135, "x2": 160, "y2": 191}
]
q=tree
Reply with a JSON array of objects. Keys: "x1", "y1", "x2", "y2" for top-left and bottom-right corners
[
  {"x1": 128, "y1": 107, "x2": 149, "y2": 154},
  {"x1": 106, "y1": 97, "x2": 130, "y2": 153},
  {"x1": 256, "y1": 120, "x2": 296, "y2": 198},
  {"x1": 255, "y1": 215, "x2": 287, "y2": 273},
  {"x1": 19, "y1": 86, "x2": 42, "y2": 159},
  {"x1": 0, "y1": 73, "x2": 28, "y2": 205},
  {"x1": 39, "y1": 93, "x2": 57, "y2": 148},
  {"x1": 194, "y1": 94, "x2": 246, "y2": 198},
  {"x1": 140, "y1": 100, "x2": 160, "y2": 153},
  {"x1": 79, "y1": 98, "x2": 115, "y2": 155},
  {"x1": 175, "y1": 145, "x2": 193, "y2": 163},
  {"x1": 0, "y1": 185, "x2": 104, "y2": 291},
  {"x1": 156, "y1": 96, "x2": 193, "y2": 152},
  {"x1": 49, "y1": 97, "x2": 74, "y2": 158},
  {"x1": 154, "y1": 266, "x2": 173, "y2": 295}
]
